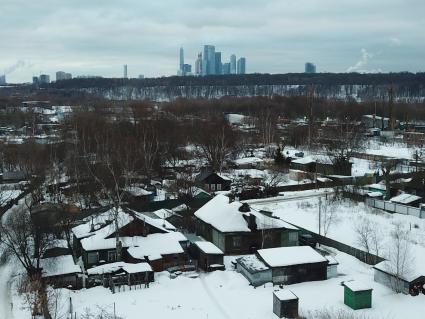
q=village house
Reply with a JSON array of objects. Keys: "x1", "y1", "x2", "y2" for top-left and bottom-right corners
[
  {"x1": 72, "y1": 207, "x2": 187, "y2": 271},
  {"x1": 194, "y1": 195, "x2": 299, "y2": 254},
  {"x1": 195, "y1": 170, "x2": 232, "y2": 192}
]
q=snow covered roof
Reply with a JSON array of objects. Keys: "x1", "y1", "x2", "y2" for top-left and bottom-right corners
[
  {"x1": 237, "y1": 255, "x2": 269, "y2": 273},
  {"x1": 76, "y1": 207, "x2": 177, "y2": 251},
  {"x1": 368, "y1": 183, "x2": 386, "y2": 191},
  {"x1": 274, "y1": 290, "x2": 298, "y2": 301},
  {"x1": 257, "y1": 246, "x2": 328, "y2": 268},
  {"x1": 373, "y1": 260, "x2": 424, "y2": 282},
  {"x1": 127, "y1": 232, "x2": 187, "y2": 261},
  {"x1": 193, "y1": 241, "x2": 223, "y2": 255},
  {"x1": 367, "y1": 191, "x2": 384, "y2": 198},
  {"x1": 125, "y1": 186, "x2": 153, "y2": 197},
  {"x1": 390, "y1": 193, "x2": 422, "y2": 205},
  {"x1": 87, "y1": 262, "x2": 152, "y2": 275},
  {"x1": 234, "y1": 157, "x2": 264, "y2": 165},
  {"x1": 194, "y1": 195, "x2": 297, "y2": 233},
  {"x1": 40, "y1": 255, "x2": 81, "y2": 278},
  {"x1": 343, "y1": 280, "x2": 372, "y2": 292}
]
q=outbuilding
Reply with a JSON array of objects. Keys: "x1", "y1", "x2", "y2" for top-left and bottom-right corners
[
  {"x1": 190, "y1": 241, "x2": 224, "y2": 271},
  {"x1": 257, "y1": 246, "x2": 329, "y2": 285},
  {"x1": 236, "y1": 255, "x2": 272, "y2": 287},
  {"x1": 343, "y1": 280, "x2": 373, "y2": 310},
  {"x1": 273, "y1": 290, "x2": 299, "y2": 318}
]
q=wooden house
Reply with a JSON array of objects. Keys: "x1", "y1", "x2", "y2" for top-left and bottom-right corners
[
  {"x1": 195, "y1": 171, "x2": 232, "y2": 192},
  {"x1": 40, "y1": 255, "x2": 82, "y2": 289},
  {"x1": 72, "y1": 207, "x2": 181, "y2": 270},
  {"x1": 194, "y1": 195, "x2": 299, "y2": 254}
]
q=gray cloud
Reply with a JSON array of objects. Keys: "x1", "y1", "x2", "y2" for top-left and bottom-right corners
[{"x1": 0, "y1": 0, "x2": 424, "y2": 82}]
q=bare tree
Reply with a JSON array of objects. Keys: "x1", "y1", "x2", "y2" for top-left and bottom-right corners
[
  {"x1": 376, "y1": 158, "x2": 402, "y2": 200},
  {"x1": 318, "y1": 197, "x2": 338, "y2": 237},
  {"x1": 384, "y1": 222, "x2": 413, "y2": 293},
  {"x1": 354, "y1": 216, "x2": 383, "y2": 260},
  {"x1": 195, "y1": 119, "x2": 237, "y2": 172}
]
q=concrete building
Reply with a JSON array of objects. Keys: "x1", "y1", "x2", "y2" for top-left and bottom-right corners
[
  {"x1": 179, "y1": 47, "x2": 184, "y2": 74},
  {"x1": 237, "y1": 57, "x2": 246, "y2": 74},
  {"x1": 203, "y1": 45, "x2": 216, "y2": 75},
  {"x1": 123, "y1": 64, "x2": 128, "y2": 79},
  {"x1": 230, "y1": 54, "x2": 237, "y2": 74},
  {"x1": 214, "y1": 52, "x2": 222, "y2": 75},
  {"x1": 39, "y1": 74, "x2": 50, "y2": 84},
  {"x1": 195, "y1": 52, "x2": 203, "y2": 76},
  {"x1": 222, "y1": 63, "x2": 231, "y2": 75},
  {"x1": 0, "y1": 75, "x2": 5, "y2": 85},
  {"x1": 56, "y1": 71, "x2": 72, "y2": 81},
  {"x1": 305, "y1": 62, "x2": 316, "y2": 73}
]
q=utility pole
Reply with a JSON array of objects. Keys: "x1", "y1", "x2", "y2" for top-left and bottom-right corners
[
  {"x1": 318, "y1": 197, "x2": 322, "y2": 245},
  {"x1": 308, "y1": 85, "x2": 315, "y2": 149}
]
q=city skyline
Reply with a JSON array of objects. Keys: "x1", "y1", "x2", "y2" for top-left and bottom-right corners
[{"x1": 1, "y1": 0, "x2": 424, "y2": 83}]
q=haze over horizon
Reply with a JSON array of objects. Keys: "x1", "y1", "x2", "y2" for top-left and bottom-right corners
[{"x1": 1, "y1": 0, "x2": 424, "y2": 83}]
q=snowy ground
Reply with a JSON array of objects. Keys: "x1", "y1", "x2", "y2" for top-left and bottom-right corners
[
  {"x1": 251, "y1": 197, "x2": 425, "y2": 252},
  {"x1": 7, "y1": 250, "x2": 425, "y2": 319}
]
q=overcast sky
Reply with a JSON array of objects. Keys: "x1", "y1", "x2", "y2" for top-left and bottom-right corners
[{"x1": 1, "y1": 0, "x2": 424, "y2": 83}]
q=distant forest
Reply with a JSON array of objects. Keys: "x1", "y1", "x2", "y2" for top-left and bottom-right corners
[{"x1": 48, "y1": 72, "x2": 425, "y2": 89}]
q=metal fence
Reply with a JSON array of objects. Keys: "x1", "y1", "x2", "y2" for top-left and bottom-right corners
[{"x1": 365, "y1": 197, "x2": 425, "y2": 219}]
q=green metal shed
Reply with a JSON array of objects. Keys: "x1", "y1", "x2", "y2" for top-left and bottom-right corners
[{"x1": 343, "y1": 281, "x2": 373, "y2": 310}]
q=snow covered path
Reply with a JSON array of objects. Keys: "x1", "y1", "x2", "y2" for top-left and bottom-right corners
[{"x1": 0, "y1": 261, "x2": 14, "y2": 319}]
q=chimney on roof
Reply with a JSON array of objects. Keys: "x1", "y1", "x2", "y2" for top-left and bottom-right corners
[{"x1": 239, "y1": 202, "x2": 250, "y2": 213}]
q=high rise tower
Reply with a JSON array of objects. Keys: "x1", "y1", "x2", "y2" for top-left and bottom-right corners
[
  {"x1": 237, "y1": 57, "x2": 246, "y2": 74},
  {"x1": 230, "y1": 54, "x2": 237, "y2": 74},
  {"x1": 123, "y1": 64, "x2": 128, "y2": 78},
  {"x1": 203, "y1": 45, "x2": 216, "y2": 75},
  {"x1": 179, "y1": 47, "x2": 184, "y2": 74}
]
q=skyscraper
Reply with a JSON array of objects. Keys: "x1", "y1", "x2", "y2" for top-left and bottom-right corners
[
  {"x1": 214, "y1": 52, "x2": 222, "y2": 75},
  {"x1": 179, "y1": 47, "x2": 184, "y2": 74},
  {"x1": 237, "y1": 57, "x2": 246, "y2": 74},
  {"x1": 222, "y1": 63, "x2": 231, "y2": 75},
  {"x1": 230, "y1": 54, "x2": 237, "y2": 74},
  {"x1": 0, "y1": 75, "x2": 5, "y2": 85},
  {"x1": 195, "y1": 52, "x2": 203, "y2": 76},
  {"x1": 123, "y1": 64, "x2": 128, "y2": 78},
  {"x1": 305, "y1": 62, "x2": 316, "y2": 73},
  {"x1": 203, "y1": 45, "x2": 216, "y2": 75}
]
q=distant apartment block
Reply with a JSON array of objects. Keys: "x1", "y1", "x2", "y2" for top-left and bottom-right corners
[{"x1": 305, "y1": 62, "x2": 316, "y2": 73}]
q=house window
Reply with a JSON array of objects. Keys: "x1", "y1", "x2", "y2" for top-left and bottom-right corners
[
  {"x1": 211, "y1": 184, "x2": 216, "y2": 191},
  {"x1": 108, "y1": 250, "x2": 117, "y2": 262},
  {"x1": 216, "y1": 184, "x2": 222, "y2": 191},
  {"x1": 87, "y1": 252, "x2": 99, "y2": 264},
  {"x1": 232, "y1": 236, "x2": 242, "y2": 248}
]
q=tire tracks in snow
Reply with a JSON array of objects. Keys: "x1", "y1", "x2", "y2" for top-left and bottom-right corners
[{"x1": 199, "y1": 275, "x2": 233, "y2": 319}]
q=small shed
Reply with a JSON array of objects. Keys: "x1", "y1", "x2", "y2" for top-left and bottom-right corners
[
  {"x1": 191, "y1": 241, "x2": 225, "y2": 271},
  {"x1": 273, "y1": 290, "x2": 299, "y2": 318},
  {"x1": 325, "y1": 255, "x2": 339, "y2": 279},
  {"x1": 343, "y1": 281, "x2": 372, "y2": 310},
  {"x1": 236, "y1": 255, "x2": 272, "y2": 287}
]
